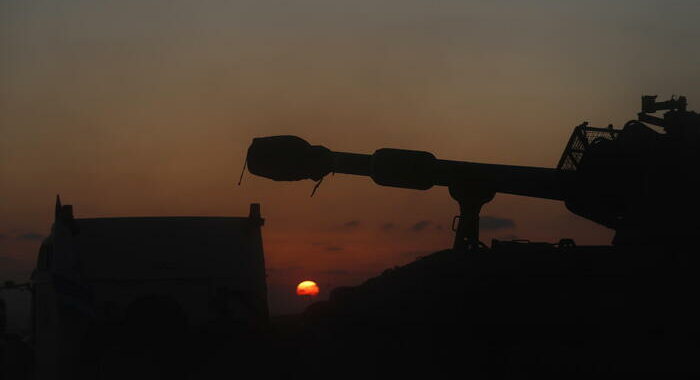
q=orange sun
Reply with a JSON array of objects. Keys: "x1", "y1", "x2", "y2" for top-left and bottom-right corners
[{"x1": 296, "y1": 280, "x2": 320, "y2": 296}]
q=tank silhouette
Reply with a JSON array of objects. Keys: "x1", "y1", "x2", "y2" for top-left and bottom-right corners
[
  {"x1": 246, "y1": 95, "x2": 700, "y2": 250},
  {"x1": 241, "y1": 97, "x2": 700, "y2": 376}
]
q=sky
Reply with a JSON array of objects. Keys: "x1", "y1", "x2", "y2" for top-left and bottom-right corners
[{"x1": 2, "y1": 0, "x2": 700, "y2": 322}]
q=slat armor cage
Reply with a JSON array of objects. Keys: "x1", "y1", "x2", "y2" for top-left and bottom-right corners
[{"x1": 557, "y1": 123, "x2": 621, "y2": 171}]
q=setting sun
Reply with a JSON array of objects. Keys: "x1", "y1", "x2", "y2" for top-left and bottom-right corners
[{"x1": 296, "y1": 280, "x2": 320, "y2": 296}]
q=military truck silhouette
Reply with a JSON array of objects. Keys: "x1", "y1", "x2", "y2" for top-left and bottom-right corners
[{"x1": 31, "y1": 198, "x2": 268, "y2": 379}]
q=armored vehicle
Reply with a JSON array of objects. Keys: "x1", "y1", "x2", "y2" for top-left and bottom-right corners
[{"x1": 243, "y1": 96, "x2": 700, "y2": 376}]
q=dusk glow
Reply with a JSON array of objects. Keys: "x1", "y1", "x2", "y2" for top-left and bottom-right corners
[
  {"x1": 2, "y1": 0, "x2": 699, "y2": 318},
  {"x1": 3, "y1": 1, "x2": 700, "y2": 377}
]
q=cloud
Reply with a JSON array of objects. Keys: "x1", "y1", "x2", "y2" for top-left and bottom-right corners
[
  {"x1": 496, "y1": 234, "x2": 519, "y2": 241},
  {"x1": 17, "y1": 233, "x2": 44, "y2": 241},
  {"x1": 381, "y1": 222, "x2": 395, "y2": 231},
  {"x1": 480, "y1": 216, "x2": 515, "y2": 230},
  {"x1": 320, "y1": 269, "x2": 350, "y2": 276},
  {"x1": 342, "y1": 220, "x2": 360, "y2": 228},
  {"x1": 266, "y1": 265, "x2": 302, "y2": 275},
  {"x1": 410, "y1": 220, "x2": 432, "y2": 232}
]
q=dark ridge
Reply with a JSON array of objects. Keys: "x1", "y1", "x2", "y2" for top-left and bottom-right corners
[{"x1": 267, "y1": 245, "x2": 700, "y2": 376}]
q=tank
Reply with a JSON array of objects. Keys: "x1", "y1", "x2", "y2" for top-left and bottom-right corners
[
  {"x1": 238, "y1": 96, "x2": 700, "y2": 376},
  {"x1": 245, "y1": 95, "x2": 700, "y2": 250}
]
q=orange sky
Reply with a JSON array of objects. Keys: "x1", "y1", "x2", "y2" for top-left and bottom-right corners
[{"x1": 2, "y1": 1, "x2": 700, "y2": 315}]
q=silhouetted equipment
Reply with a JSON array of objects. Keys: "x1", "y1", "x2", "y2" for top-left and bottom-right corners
[
  {"x1": 0, "y1": 281, "x2": 30, "y2": 291},
  {"x1": 246, "y1": 95, "x2": 700, "y2": 249},
  {"x1": 0, "y1": 298, "x2": 5, "y2": 335},
  {"x1": 490, "y1": 238, "x2": 576, "y2": 251},
  {"x1": 30, "y1": 197, "x2": 268, "y2": 380}
]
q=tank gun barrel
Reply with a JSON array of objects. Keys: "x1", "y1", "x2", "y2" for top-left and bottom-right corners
[
  {"x1": 246, "y1": 135, "x2": 573, "y2": 251},
  {"x1": 246, "y1": 135, "x2": 571, "y2": 201}
]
